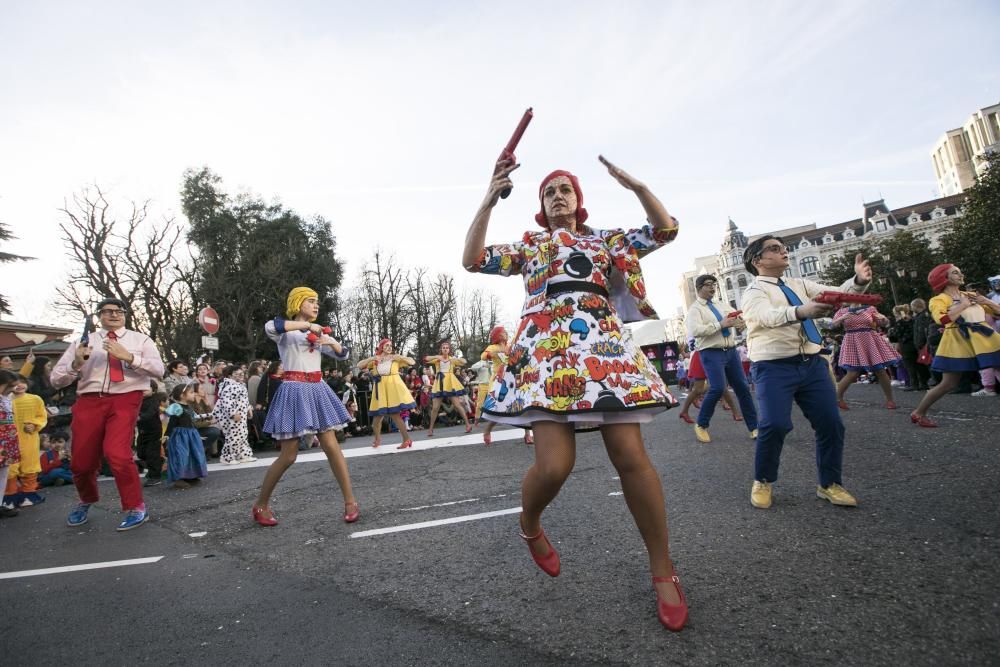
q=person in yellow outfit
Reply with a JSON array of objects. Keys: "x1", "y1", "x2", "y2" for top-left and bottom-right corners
[
  {"x1": 911, "y1": 264, "x2": 1000, "y2": 427},
  {"x1": 424, "y1": 341, "x2": 471, "y2": 436},
  {"x1": 4, "y1": 375, "x2": 48, "y2": 507},
  {"x1": 479, "y1": 326, "x2": 533, "y2": 446},
  {"x1": 357, "y1": 338, "x2": 417, "y2": 449}
]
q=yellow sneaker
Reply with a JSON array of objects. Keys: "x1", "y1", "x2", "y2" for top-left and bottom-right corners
[
  {"x1": 816, "y1": 484, "x2": 858, "y2": 507},
  {"x1": 750, "y1": 480, "x2": 772, "y2": 508},
  {"x1": 693, "y1": 425, "x2": 711, "y2": 443},
  {"x1": 749, "y1": 429, "x2": 758, "y2": 439}
]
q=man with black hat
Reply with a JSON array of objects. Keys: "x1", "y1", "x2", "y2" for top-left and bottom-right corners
[
  {"x1": 740, "y1": 237, "x2": 871, "y2": 510},
  {"x1": 50, "y1": 298, "x2": 165, "y2": 530}
]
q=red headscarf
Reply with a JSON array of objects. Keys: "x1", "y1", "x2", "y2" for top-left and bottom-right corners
[
  {"x1": 535, "y1": 170, "x2": 589, "y2": 228},
  {"x1": 489, "y1": 326, "x2": 506, "y2": 345},
  {"x1": 927, "y1": 264, "x2": 954, "y2": 293}
]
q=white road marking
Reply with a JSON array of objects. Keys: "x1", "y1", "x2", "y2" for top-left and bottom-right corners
[
  {"x1": 402, "y1": 498, "x2": 481, "y2": 512},
  {"x1": 0, "y1": 556, "x2": 163, "y2": 580},
  {"x1": 101, "y1": 428, "x2": 528, "y2": 482},
  {"x1": 189, "y1": 531, "x2": 207, "y2": 537},
  {"x1": 608, "y1": 491, "x2": 623, "y2": 496},
  {"x1": 349, "y1": 507, "x2": 522, "y2": 538}
]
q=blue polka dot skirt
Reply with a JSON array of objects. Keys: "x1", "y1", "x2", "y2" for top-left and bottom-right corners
[{"x1": 263, "y1": 380, "x2": 351, "y2": 440}]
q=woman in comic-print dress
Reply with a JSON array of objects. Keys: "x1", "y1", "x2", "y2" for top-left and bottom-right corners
[{"x1": 462, "y1": 155, "x2": 688, "y2": 632}]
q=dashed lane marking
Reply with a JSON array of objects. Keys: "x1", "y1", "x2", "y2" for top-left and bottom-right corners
[
  {"x1": 349, "y1": 507, "x2": 522, "y2": 538},
  {"x1": 0, "y1": 556, "x2": 164, "y2": 580}
]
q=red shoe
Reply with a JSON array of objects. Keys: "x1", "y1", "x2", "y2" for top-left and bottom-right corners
[
  {"x1": 372, "y1": 437, "x2": 381, "y2": 448},
  {"x1": 519, "y1": 518, "x2": 560, "y2": 577},
  {"x1": 523, "y1": 432, "x2": 534, "y2": 445},
  {"x1": 427, "y1": 429, "x2": 434, "y2": 438},
  {"x1": 910, "y1": 412, "x2": 938, "y2": 428},
  {"x1": 397, "y1": 440, "x2": 413, "y2": 449},
  {"x1": 722, "y1": 403, "x2": 731, "y2": 411},
  {"x1": 483, "y1": 433, "x2": 492, "y2": 446},
  {"x1": 838, "y1": 400, "x2": 850, "y2": 411},
  {"x1": 252, "y1": 505, "x2": 278, "y2": 527},
  {"x1": 652, "y1": 573, "x2": 689, "y2": 631},
  {"x1": 886, "y1": 401, "x2": 897, "y2": 410},
  {"x1": 733, "y1": 414, "x2": 743, "y2": 422},
  {"x1": 465, "y1": 424, "x2": 473, "y2": 434},
  {"x1": 678, "y1": 413, "x2": 694, "y2": 424},
  {"x1": 344, "y1": 501, "x2": 360, "y2": 523}
]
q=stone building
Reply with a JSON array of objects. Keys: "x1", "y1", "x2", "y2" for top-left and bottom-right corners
[
  {"x1": 680, "y1": 193, "x2": 966, "y2": 312},
  {"x1": 931, "y1": 102, "x2": 1000, "y2": 196}
]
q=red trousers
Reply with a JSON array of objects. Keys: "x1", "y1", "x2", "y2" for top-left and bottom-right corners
[{"x1": 70, "y1": 391, "x2": 144, "y2": 510}]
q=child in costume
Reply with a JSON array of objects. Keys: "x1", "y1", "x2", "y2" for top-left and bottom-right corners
[
  {"x1": 136, "y1": 380, "x2": 167, "y2": 487},
  {"x1": 214, "y1": 365, "x2": 256, "y2": 464},
  {"x1": 357, "y1": 338, "x2": 416, "y2": 449},
  {"x1": 165, "y1": 383, "x2": 209, "y2": 489},
  {"x1": 911, "y1": 264, "x2": 1000, "y2": 426},
  {"x1": 252, "y1": 287, "x2": 358, "y2": 526},
  {"x1": 4, "y1": 375, "x2": 47, "y2": 507},
  {"x1": 478, "y1": 326, "x2": 533, "y2": 445},
  {"x1": 0, "y1": 370, "x2": 22, "y2": 517},
  {"x1": 39, "y1": 430, "x2": 73, "y2": 487},
  {"x1": 833, "y1": 302, "x2": 900, "y2": 410},
  {"x1": 424, "y1": 341, "x2": 471, "y2": 436}
]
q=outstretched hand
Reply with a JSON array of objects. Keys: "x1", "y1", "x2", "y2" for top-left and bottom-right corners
[
  {"x1": 854, "y1": 253, "x2": 872, "y2": 284},
  {"x1": 599, "y1": 155, "x2": 645, "y2": 192}
]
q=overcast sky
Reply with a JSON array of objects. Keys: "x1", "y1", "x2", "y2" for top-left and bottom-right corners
[{"x1": 2, "y1": 0, "x2": 998, "y2": 333}]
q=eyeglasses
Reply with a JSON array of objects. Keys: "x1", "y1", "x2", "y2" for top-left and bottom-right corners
[
  {"x1": 98, "y1": 309, "x2": 126, "y2": 316},
  {"x1": 759, "y1": 243, "x2": 785, "y2": 254}
]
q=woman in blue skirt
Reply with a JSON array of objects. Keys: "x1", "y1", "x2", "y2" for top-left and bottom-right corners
[
  {"x1": 252, "y1": 287, "x2": 358, "y2": 526},
  {"x1": 165, "y1": 382, "x2": 209, "y2": 489}
]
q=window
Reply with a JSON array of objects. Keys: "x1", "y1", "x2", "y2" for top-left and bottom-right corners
[
  {"x1": 800, "y1": 256, "x2": 819, "y2": 276},
  {"x1": 823, "y1": 234, "x2": 834, "y2": 245},
  {"x1": 726, "y1": 277, "x2": 733, "y2": 291},
  {"x1": 875, "y1": 221, "x2": 887, "y2": 232},
  {"x1": 844, "y1": 229, "x2": 854, "y2": 239},
  {"x1": 737, "y1": 274, "x2": 747, "y2": 288}
]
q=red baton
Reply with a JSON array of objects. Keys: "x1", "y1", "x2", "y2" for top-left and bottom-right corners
[{"x1": 498, "y1": 107, "x2": 533, "y2": 199}]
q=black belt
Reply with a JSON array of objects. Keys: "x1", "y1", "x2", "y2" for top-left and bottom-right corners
[{"x1": 546, "y1": 281, "x2": 609, "y2": 298}]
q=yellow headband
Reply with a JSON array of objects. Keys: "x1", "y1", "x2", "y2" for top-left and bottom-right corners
[{"x1": 286, "y1": 286, "x2": 319, "y2": 321}]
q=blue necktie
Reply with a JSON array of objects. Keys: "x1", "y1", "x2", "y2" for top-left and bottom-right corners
[
  {"x1": 706, "y1": 301, "x2": 731, "y2": 337},
  {"x1": 776, "y1": 279, "x2": 822, "y2": 345}
]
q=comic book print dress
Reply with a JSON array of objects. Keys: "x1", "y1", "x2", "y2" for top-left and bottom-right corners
[{"x1": 478, "y1": 228, "x2": 675, "y2": 432}]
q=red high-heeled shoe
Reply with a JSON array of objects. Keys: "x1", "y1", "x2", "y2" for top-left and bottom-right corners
[
  {"x1": 372, "y1": 437, "x2": 381, "y2": 448},
  {"x1": 523, "y1": 432, "x2": 534, "y2": 445},
  {"x1": 483, "y1": 433, "x2": 492, "y2": 446},
  {"x1": 652, "y1": 573, "x2": 688, "y2": 631},
  {"x1": 911, "y1": 412, "x2": 937, "y2": 428},
  {"x1": 465, "y1": 424, "x2": 473, "y2": 434},
  {"x1": 838, "y1": 400, "x2": 850, "y2": 411},
  {"x1": 344, "y1": 502, "x2": 360, "y2": 523},
  {"x1": 397, "y1": 440, "x2": 413, "y2": 449},
  {"x1": 518, "y1": 518, "x2": 560, "y2": 577},
  {"x1": 427, "y1": 429, "x2": 434, "y2": 438},
  {"x1": 885, "y1": 401, "x2": 897, "y2": 410},
  {"x1": 678, "y1": 413, "x2": 694, "y2": 424},
  {"x1": 252, "y1": 505, "x2": 278, "y2": 527}
]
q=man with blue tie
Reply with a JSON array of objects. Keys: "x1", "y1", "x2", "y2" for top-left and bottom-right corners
[
  {"x1": 685, "y1": 275, "x2": 758, "y2": 443},
  {"x1": 741, "y1": 236, "x2": 872, "y2": 510}
]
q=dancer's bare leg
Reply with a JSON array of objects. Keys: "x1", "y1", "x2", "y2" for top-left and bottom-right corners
[
  {"x1": 520, "y1": 421, "x2": 575, "y2": 558},
  {"x1": 317, "y1": 430, "x2": 356, "y2": 506},
  {"x1": 254, "y1": 439, "x2": 299, "y2": 516}
]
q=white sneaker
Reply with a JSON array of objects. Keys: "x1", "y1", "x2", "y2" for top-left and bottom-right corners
[
  {"x1": 239, "y1": 456, "x2": 258, "y2": 463},
  {"x1": 971, "y1": 388, "x2": 997, "y2": 397},
  {"x1": 222, "y1": 459, "x2": 240, "y2": 465}
]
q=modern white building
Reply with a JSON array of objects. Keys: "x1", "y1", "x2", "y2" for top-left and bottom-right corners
[
  {"x1": 931, "y1": 102, "x2": 1000, "y2": 196},
  {"x1": 679, "y1": 193, "x2": 966, "y2": 314}
]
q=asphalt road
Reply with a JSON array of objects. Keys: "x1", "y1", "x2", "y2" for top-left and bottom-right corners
[{"x1": 1, "y1": 384, "x2": 997, "y2": 666}]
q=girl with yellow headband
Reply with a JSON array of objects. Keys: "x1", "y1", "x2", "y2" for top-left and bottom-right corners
[{"x1": 252, "y1": 287, "x2": 360, "y2": 526}]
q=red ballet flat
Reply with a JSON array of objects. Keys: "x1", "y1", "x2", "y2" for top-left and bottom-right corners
[
  {"x1": 838, "y1": 400, "x2": 850, "y2": 411},
  {"x1": 519, "y1": 518, "x2": 560, "y2": 577},
  {"x1": 483, "y1": 433, "x2": 492, "y2": 446},
  {"x1": 885, "y1": 401, "x2": 897, "y2": 410},
  {"x1": 252, "y1": 505, "x2": 278, "y2": 527},
  {"x1": 523, "y1": 432, "x2": 534, "y2": 445},
  {"x1": 465, "y1": 424, "x2": 473, "y2": 434},
  {"x1": 678, "y1": 413, "x2": 694, "y2": 424},
  {"x1": 652, "y1": 573, "x2": 689, "y2": 631},
  {"x1": 427, "y1": 429, "x2": 434, "y2": 438},
  {"x1": 372, "y1": 437, "x2": 381, "y2": 449},
  {"x1": 911, "y1": 412, "x2": 937, "y2": 428},
  {"x1": 344, "y1": 501, "x2": 360, "y2": 523}
]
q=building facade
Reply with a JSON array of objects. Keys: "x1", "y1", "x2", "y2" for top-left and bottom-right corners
[
  {"x1": 679, "y1": 193, "x2": 966, "y2": 314},
  {"x1": 931, "y1": 102, "x2": 1000, "y2": 196}
]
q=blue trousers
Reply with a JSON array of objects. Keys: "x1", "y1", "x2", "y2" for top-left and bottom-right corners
[
  {"x1": 696, "y1": 347, "x2": 758, "y2": 431},
  {"x1": 752, "y1": 354, "x2": 844, "y2": 488}
]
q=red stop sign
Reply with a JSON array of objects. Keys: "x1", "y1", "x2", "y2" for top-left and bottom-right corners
[{"x1": 198, "y1": 307, "x2": 220, "y2": 335}]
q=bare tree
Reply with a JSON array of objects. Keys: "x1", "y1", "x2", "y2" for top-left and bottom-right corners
[
  {"x1": 407, "y1": 267, "x2": 455, "y2": 358},
  {"x1": 450, "y1": 286, "x2": 501, "y2": 359},
  {"x1": 56, "y1": 186, "x2": 199, "y2": 359}
]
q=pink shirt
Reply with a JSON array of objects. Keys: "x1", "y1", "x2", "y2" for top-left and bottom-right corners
[{"x1": 51, "y1": 327, "x2": 165, "y2": 394}]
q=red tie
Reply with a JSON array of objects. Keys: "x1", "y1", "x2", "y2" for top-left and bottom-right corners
[{"x1": 107, "y1": 331, "x2": 125, "y2": 383}]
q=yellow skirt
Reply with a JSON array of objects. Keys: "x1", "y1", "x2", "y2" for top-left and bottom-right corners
[
  {"x1": 932, "y1": 325, "x2": 1000, "y2": 373},
  {"x1": 369, "y1": 374, "x2": 417, "y2": 415},
  {"x1": 431, "y1": 372, "x2": 465, "y2": 398}
]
